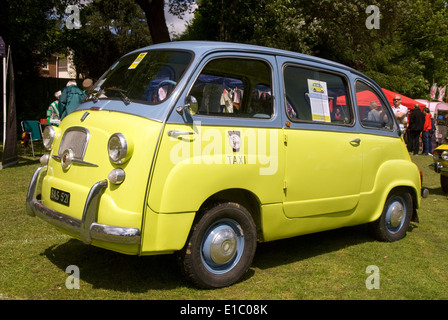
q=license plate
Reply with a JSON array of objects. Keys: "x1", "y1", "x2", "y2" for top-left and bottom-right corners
[{"x1": 50, "y1": 187, "x2": 70, "y2": 206}]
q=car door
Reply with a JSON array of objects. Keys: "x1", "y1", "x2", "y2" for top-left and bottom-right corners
[
  {"x1": 280, "y1": 61, "x2": 362, "y2": 218},
  {"x1": 149, "y1": 52, "x2": 285, "y2": 214}
]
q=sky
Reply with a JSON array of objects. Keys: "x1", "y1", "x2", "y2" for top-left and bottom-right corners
[{"x1": 165, "y1": 2, "x2": 197, "y2": 37}]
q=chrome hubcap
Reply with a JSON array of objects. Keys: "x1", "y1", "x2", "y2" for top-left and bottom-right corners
[
  {"x1": 209, "y1": 227, "x2": 237, "y2": 264},
  {"x1": 201, "y1": 219, "x2": 244, "y2": 274},
  {"x1": 386, "y1": 198, "x2": 405, "y2": 233},
  {"x1": 389, "y1": 202, "x2": 404, "y2": 228}
]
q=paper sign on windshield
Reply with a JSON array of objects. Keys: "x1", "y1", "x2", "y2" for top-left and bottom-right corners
[
  {"x1": 307, "y1": 79, "x2": 331, "y2": 122},
  {"x1": 129, "y1": 52, "x2": 147, "y2": 69}
]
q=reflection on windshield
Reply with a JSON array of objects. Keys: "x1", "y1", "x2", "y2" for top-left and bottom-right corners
[{"x1": 86, "y1": 50, "x2": 192, "y2": 105}]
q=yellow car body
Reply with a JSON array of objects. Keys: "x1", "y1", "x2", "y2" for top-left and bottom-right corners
[
  {"x1": 432, "y1": 143, "x2": 448, "y2": 193},
  {"x1": 27, "y1": 41, "x2": 422, "y2": 288}
]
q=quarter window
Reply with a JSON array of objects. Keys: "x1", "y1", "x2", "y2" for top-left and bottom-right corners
[
  {"x1": 283, "y1": 66, "x2": 353, "y2": 125},
  {"x1": 355, "y1": 81, "x2": 394, "y2": 130},
  {"x1": 189, "y1": 58, "x2": 273, "y2": 118}
]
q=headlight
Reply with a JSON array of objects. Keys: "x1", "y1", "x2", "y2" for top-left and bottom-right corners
[
  {"x1": 107, "y1": 133, "x2": 133, "y2": 164},
  {"x1": 442, "y1": 151, "x2": 448, "y2": 161},
  {"x1": 42, "y1": 125, "x2": 56, "y2": 150}
]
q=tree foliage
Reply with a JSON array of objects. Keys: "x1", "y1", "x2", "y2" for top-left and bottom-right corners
[
  {"x1": 182, "y1": 0, "x2": 448, "y2": 98},
  {"x1": 0, "y1": 0, "x2": 63, "y2": 76},
  {"x1": 62, "y1": 0, "x2": 152, "y2": 79},
  {"x1": 2, "y1": 0, "x2": 448, "y2": 100}
]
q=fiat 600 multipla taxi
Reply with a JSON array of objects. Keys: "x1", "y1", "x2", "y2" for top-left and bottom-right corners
[{"x1": 27, "y1": 41, "x2": 423, "y2": 288}]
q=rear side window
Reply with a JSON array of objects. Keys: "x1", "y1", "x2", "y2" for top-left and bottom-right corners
[
  {"x1": 355, "y1": 81, "x2": 394, "y2": 130},
  {"x1": 283, "y1": 65, "x2": 353, "y2": 125},
  {"x1": 189, "y1": 58, "x2": 273, "y2": 119}
]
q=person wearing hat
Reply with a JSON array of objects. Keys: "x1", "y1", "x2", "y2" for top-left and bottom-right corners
[{"x1": 47, "y1": 90, "x2": 62, "y2": 124}]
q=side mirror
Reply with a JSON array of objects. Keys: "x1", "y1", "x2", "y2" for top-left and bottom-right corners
[{"x1": 176, "y1": 95, "x2": 198, "y2": 116}]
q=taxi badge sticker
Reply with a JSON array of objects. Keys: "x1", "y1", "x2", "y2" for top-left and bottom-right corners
[
  {"x1": 228, "y1": 131, "x2": 241, "y2": 152},
  {"x1": 128, "y1": 52, "x2": 147, "y2": 69}
]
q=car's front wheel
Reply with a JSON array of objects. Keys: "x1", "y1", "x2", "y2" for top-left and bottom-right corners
[{"x1": 178, "y1": 202, "x2": 257, "y2": 289}]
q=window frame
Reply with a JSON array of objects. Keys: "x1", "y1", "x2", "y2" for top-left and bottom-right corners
[
  {"x1": 355, "y1": 79, "x2": 395, "y2": 132},
  {"x1": 282, "y1": 63, "x2": 355, "y2": 127},
  {"x1": 187, "y1": 55, "x2": 275, "y2": 120}
]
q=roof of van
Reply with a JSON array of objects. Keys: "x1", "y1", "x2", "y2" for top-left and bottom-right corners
[{"x1": 131, "y1": 40, "x2": 362, "y2": 76}]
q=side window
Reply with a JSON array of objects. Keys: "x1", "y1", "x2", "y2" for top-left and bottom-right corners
[
  {"x1": 189, "y1": 58, "x2": 273, "y2": 118},
  {"x1": 356, "y1": 81, "x2": 394, "y2": 130},
  {"x1": 283, "y1": 65, "x2": 353, "y2": 125}
]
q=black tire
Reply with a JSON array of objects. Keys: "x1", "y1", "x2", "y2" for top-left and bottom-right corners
[
  {"x1": 369, "y1": 189, "x2": 413, "y2": 242},
  {"x1": 178, "y1": 202, "x2": 257, "y2": 289},
  {"x1": 441, "y1": 175, "x2": 448, "y2": 194}
]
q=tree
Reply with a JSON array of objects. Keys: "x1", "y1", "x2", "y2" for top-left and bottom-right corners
[
  {"x1": 182, "y1": 0, "x2": 448, "y2": 98},
  {"x1": 0, "y1": 0, "x2": 64, "y2": 76},
  {"x1": 135, "y1": 0, "x2": 171, "y2": 44},
  {"x1": 63, "y1": 0, "x2": 152, "y2": 79}
]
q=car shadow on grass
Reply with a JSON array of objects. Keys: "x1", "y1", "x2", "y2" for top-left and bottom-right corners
[
  {"x1": 426, "y1": 185, "x2": 447, "y2": 197},
  {"x1": 42, "y1": 239, "x2": 188, "y2": 292},
  {"x1": 42, "y1": 223, "x2": 417, "y2": 291},
  {"x1": 252, "y1": 224, "x2": 385, "y2": 271}
]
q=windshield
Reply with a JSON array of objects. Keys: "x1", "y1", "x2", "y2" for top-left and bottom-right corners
[{"x1": 87, "y1": 50, "x2": 192, "y2": 105}]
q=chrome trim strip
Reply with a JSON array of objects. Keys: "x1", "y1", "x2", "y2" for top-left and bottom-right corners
[
  {"x1": 52, "y1": 155, "x2": 98, "y2": 167},
  {"x1": 90, "y1": 223, "x2": 142, "y2": 244},
  {"x1": 26, "y1": 166, "x2": 141, "y2": 245}
]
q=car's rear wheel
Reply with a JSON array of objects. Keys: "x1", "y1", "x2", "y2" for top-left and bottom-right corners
[
  {"x1": 178, "y1": 202, "x2": 257, "y2": 289},
  {"x1": 370, "y1": 189, "x2": 413, "y2": 242}
]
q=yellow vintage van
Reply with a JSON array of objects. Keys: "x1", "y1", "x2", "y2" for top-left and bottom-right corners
[
  {"x1": 432, "y1": 144, "x2": 448, "y2": 193},
  {"x1": 27, "y1": 41, "x2": 423, "y2": 288}
]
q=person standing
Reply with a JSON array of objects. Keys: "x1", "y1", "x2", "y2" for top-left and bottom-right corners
[
  {"x1": 392, "y1": 95, "x2": 408, "y2": 123},
  {"x1": 59, "y1": 80, "x2": 86, "y2": 120},
  {"x1": 421, "y1": 107, "x2": 433, "y2": 155},
  {"x1": 47, "y1": 90, "x2": 61, "y2": 124},
  {"x1": 407, "y1": 104, "x2": 426, "y2": 155}
]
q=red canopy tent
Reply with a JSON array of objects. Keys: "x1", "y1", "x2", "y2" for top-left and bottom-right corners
[
  {"x1": 336, "y1": 90, "x2": 383, "y2": 106},
  {"x1": 381, "y1": 88, "x2": 425, "y2": 110},
  {"x1": 336, "y1": 88, "x2": 426, "y2": 111}
]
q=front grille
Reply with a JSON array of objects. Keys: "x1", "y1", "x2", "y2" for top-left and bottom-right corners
[{"x1": 58, "y1": 127, "x2": 90, "y2": 160}]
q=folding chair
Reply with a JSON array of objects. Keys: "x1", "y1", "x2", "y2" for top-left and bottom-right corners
[{"x1": 21, "y1": 120, "x2": 43, "y2": 157}]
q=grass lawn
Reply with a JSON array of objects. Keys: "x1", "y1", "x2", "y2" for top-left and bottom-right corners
[{"x1": 1, "y1": 147, "x2": 447, "y2": 300}]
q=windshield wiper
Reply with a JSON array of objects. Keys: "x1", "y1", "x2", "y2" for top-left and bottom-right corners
[
  {"x1": 106, "y1": 87, "x2": 131, "y2": 105},
  {"x1": 84, "y1": 88, "x2": 104, "y2": 103}
]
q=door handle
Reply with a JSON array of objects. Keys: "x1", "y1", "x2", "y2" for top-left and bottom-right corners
[
  {"x1": 168, "y1": 130, "x2": 195, "y2": 138},
  {"x1": 350, "y1": 138, "x2": 361, "y2": 145}
]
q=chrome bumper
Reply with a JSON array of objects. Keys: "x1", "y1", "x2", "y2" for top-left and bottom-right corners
[
  {"x1": 432, "y1": 162, "x2": 448, "y2": 174},
  {"x1": 26, "y1": 166, "x2": 141, "y2": 245}
]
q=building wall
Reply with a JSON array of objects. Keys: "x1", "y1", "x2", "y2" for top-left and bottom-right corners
[{"x1": 39, "y1": 52, "x2": 76, "y2": 79}]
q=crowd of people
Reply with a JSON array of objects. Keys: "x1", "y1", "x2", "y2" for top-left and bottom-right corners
[
  {"x1": 392, "y1": 95, "x2": 436, "y2": 156},
  {"x1": 45, "y1": 78, "x2": 92, "y2": 125}
]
